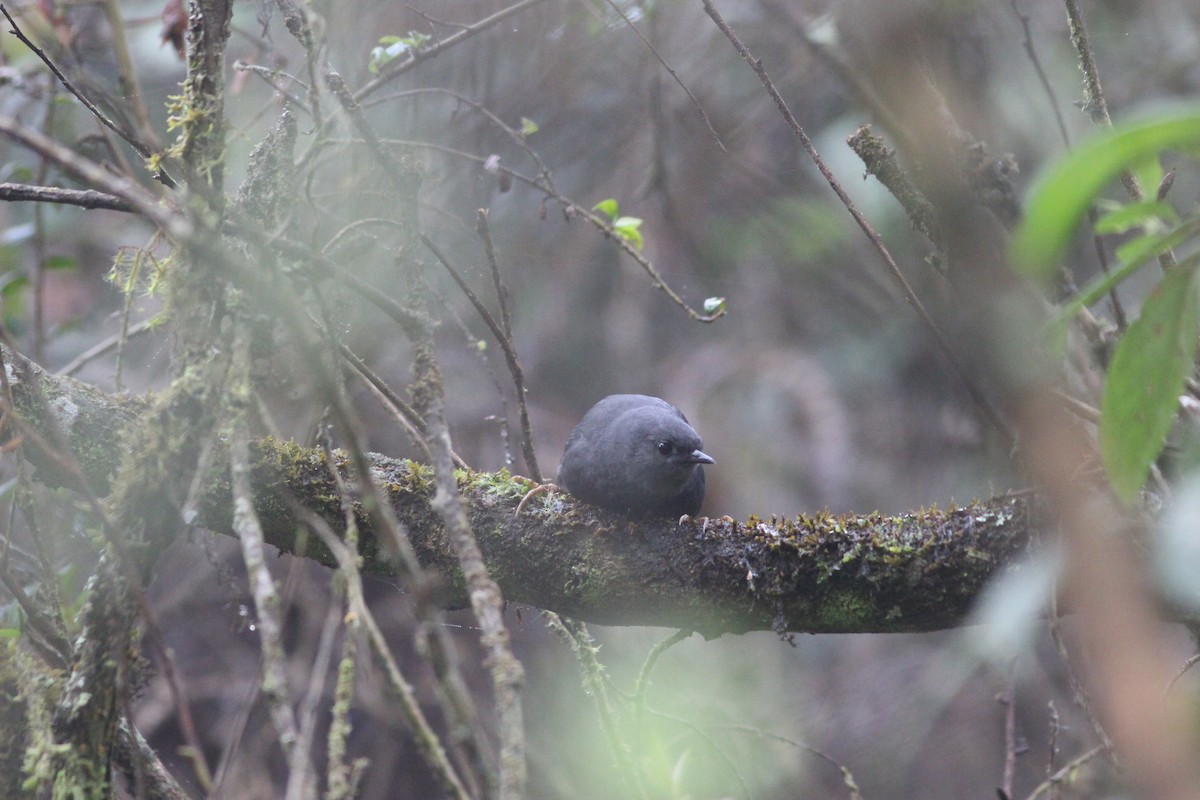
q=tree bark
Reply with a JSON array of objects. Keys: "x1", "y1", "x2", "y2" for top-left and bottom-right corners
[{"x1": 2, "y1": 344, "x2": 1034, "y2": 638}]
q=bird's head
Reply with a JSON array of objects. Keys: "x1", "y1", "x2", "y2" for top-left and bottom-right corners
[{"x1": 624, "y1": 411, "x2": 714, "y2": 495}]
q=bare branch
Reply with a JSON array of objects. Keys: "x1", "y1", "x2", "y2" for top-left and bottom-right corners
[
  {"x1": 701, "y1": 0, "x2": 1013, "y2": 445},
  {"x1": 0, "y1": 4, "x2": 175, "y2": 187}
]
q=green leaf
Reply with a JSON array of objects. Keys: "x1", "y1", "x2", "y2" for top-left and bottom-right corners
[
  {"x1": 592, "y1": 199, "x2": 619, "y2": 220},
  {"x1": 1114, "y1": 216, "x2": 1200, "y2": 268},
  {"x1": 1, "y1": 274, "x2": 26, "y2": 325},
  {"x1": 519, "y1": 117, "x2": 540, "y2": 137},
  {"x1": 0, "y1": 628, "x2": 19, "y2": 639},
  {"x1": 1131, "y1": 154, "x2": 1164, "y2": 201},
  {"x1": 1094, "y1": 200, "x2": 1178, "y2": 235},
  {"x1": 613, "y1": 216, "x2": 643, "y2": 249},
  {"x1": 1054, "y1": 216, "x2": 1200, "y2": 331},
  {"x1": 1011, "y1": 107, "x2": 1200, "y2": 281},
  {"x1": 1100, "y1": 263, "x2": 1200, "y2": 502},
  {"x1": 368, "y1": 33, "x2": 421, "y2": 74},
  {"x1": 44, "y1": 254, "x2": 78, "y2": 271},
  {"x1": 403, "y1": 31, "x2": 431, "y2": 49}
]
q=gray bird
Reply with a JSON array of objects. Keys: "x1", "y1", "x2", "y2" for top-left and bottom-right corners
[{"x1": 557, "y1": 394, "x2": 714, "y2": 517}]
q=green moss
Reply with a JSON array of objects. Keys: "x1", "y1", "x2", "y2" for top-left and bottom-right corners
[
  {"x1": 814, "y1": 589, "x2": 878, "y2": 629},
  {"x1": 463, "y1": 467, "x2": 530, "y2": 500}
]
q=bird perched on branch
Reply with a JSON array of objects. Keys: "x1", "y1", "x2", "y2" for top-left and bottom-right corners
[{"x1": 557, "y1": 394, "x2": 713, "y2": 518}]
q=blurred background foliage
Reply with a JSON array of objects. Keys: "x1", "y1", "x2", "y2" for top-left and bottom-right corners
[{"x1": 2, "y1": 0, "x2": 1200, "y2": 798}]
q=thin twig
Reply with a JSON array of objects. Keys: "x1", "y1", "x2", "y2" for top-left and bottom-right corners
[
  {"x1": 642, "y1": 706, "x2": 755, "y2": 800},
  {"x1": 365, "y1": 87, "x2": 558, "y2": 196},
  {"x1": 353, "y1": 0, "x2": 551, "y2": 103},
  {"x1": 602, "y1": 0, "x2": 726, "y2": 153},
  {"x1": 296, "y1": 501, "x2": 475, "y2": 800},
  {"x1": 633, "y1": 628, "x2": 692, "y2": 718},
  {"x1": 233, "y1": 62, "x2": 314, "y2": 116},
  {"x1": 0, "y1": 115, "x2": 185, "y2": 235},
  {"x1": 56, "y1": 318, "x2": 155, "y2": 377},
  {"x1": 1046, "y1": 701, "x2": 1060, "y2": 800},
  {"x1": 1000, "y1": 659, "x2": 1018, "y2": 800},
  {"x1": 757, "y1": 0, "x2": 912, "y2": 156},
  {"x1": 0, "y1": 555, "x2": 71, "y2": 667},
  {"x1": 325, "y1": 69, "x2": 414, "y2": 192},
  {"x1": 337, "y1": 345, "x2": 432, "y2": 459},
  {"x1": 405, "y1": 4, "x2": 470, "y2": 31},
  {"x1": 1165, "y1": 653, "x2": 1200, "y2": 696},
  {"x1": 406, "y1": 268, "x2": 527, "y2": 800},
  {"x1": 228, "y1": 331, "x2": 302, "y2": 761},
  {"x1": 1064, "y1": 0, "x2": 1175, "y2": 273},
  {"x1": 701, "y1": 0, "x2": 1014, "y2": 446},
  {"x1": 284, "y1": 597, "x2": 341, "y2": 800},
  {"x1": 0, "y1": 4, "x2": 175, "y2": 187},
  {"x1": 545, "y1": 613, "x2": 650, "y2": 800},
  {"x1": 270, "y1": 0, "x2": 325, "y2": 126},
  {"x1": 1052, "y1": 389, "x2": 1100, "y2": 424},
  {"x1": 1009, "y1": 1, "x2": 1071, "y2": 147},
  {"x1": 30, "y1": 79, "x2": 58, "y2": 362},
  {"x1": 714, "y1": 725, "x2": 863, "y2": 799},
  {"x1": 1008, "y1": 0, "x2": 1127, "y2": 327},
  {"x1": 1022, "y1": 746, "x2": 1103, "y2": 800},
  {"x1": 100, "y1": 0, "x2": 161, "y2": 151},
  {"x1": 0, "y1": 181, "x2": 138, "y2": 212},
  {"x1": 321, "y1": 431, "x2": 489, "y2": 798},
  {"x1": 1047, "y1": 593, "x2": 1118, "y2": 763},
  {"x1": 632, "y1": 627, "x2": 692, "y2": 766},
  {"x1": 476, "y1": 211, "x2": 542, "y2": 481},
  {"x1": 362, "y1": 136, "x2": 721, "y2": 322}
]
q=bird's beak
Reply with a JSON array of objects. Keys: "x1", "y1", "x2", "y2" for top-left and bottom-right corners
[{"x1": 689, "y1": 449, "x2": 714, "y2": 465}]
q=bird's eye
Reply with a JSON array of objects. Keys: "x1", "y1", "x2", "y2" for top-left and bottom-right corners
[{"x1": 656, "y1": 441, "x2": 673, "y2": 456}]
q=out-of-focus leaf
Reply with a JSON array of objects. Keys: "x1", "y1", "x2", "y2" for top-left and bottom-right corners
[
  {"x1": 1093, "y1": 199, "x2": 1178, "y2": 235},
  {"x1": 1114, "y1": 217, "x2": 1200, "y2": 267},
  {"x1": 612, "y1": 216, "x2": 643, "y2": 249},
  {"x1": 519, "y1": 117, "x2": 539, "y2": 137},
  {"x1": 1011, "y1": 108, "x2": 1200, "y2": 281},
  {"x1": 966, "y1": 546, "x2": 1062, "y2": 662},
  {"x1": 1131, "y1": 154, "x2": 1164, "y2": 202},
  {"x1": 2, "y1": 223, "x2": 34, "y2": 245},
  {"x1": 1053, "y1": 219, "x2": 1200, "y2": 333},
  {"x1": 1101, "y1": 262, "x2": 1200, "y2": 502},
  {"x1": 592, "y1": 198, "x2": 619, "y2": 220},
  {"x1": 368, "y1": 32, "x2": 428, "y2": 74},
  {"x1": 44, "y1": 254, "x2": 77, "y2": 271},
  {"x1": 2, "y1": 274, "x2": 27, "y2": 325},
  {"x1": 1157, "y1": 472, "x2": 1200, "y2": 611}
]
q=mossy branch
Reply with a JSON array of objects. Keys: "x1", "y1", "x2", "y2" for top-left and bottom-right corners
[{"x1": 1, "y1": 344, "x2": 1034, "y2": 638}]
